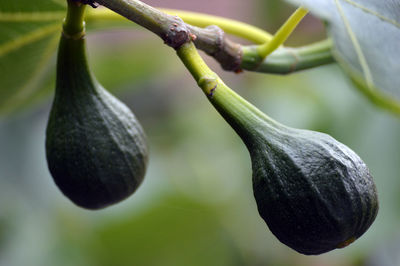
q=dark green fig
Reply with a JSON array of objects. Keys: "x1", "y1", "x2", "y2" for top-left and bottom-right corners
[
  {"x1": 204, "y1": 79, "x2": 378, "y2": 255},
  {"x1": 45, "y1": 31, "x2": 148, "y2": 210}
]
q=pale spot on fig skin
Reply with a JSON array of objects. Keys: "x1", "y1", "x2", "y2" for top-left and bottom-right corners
[{"x1": 337, "y1": 237, "x2": 356, "y2": 248}]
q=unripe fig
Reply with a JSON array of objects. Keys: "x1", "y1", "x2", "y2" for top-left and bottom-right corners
[
  {"x1": 204, "y1": 78, "x2": 378, "y2": 255},
  {"x1": 45, "y1": 32, "x2": 148, "y2": 210}
]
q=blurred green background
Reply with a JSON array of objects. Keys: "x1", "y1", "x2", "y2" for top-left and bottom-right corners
[{"x1": 1, "y1": 0, "x2": 400, "y2": 265}]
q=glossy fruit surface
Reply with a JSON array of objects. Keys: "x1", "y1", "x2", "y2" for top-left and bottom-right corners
[{"x1": 46, "y1": 33, "x2": 148, "y2": 210}]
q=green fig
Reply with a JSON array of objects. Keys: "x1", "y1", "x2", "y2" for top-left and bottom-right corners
[
  {"x1": 201, "y1": 76, "x2": 378, "y2": 255},
  {"x1": 45, "y1": 28, "x2": 148, "y2": 210}
]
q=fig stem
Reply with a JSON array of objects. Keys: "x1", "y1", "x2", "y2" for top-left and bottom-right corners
[
  {"x1": 63, "y1": 0, "x2": 86, "y2": 37},
  {"x1": 177, "y1": 41, "x2": 277, "y2": 131}
]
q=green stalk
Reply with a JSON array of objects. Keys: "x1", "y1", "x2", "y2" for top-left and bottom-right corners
[
  {"x1": 63, "y1": 0, "x2": 87, "y2": 37},
  {"x1": 242, "y1": 39, "x2": 334, "y2": 73},
  {"x1": 177, "y1": 42, "x2": 276, "y2": 135},
  {"x1": 257, "y1": 7, "x2": 308, "y2": 59}
]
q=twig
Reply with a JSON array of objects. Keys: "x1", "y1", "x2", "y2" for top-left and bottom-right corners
[{"x1": 89, "y1": 0, "x2": 334, "y2": 73}]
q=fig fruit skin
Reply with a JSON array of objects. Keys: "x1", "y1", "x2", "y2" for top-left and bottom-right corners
[
  {"x1": 249, "y1": 126, "x2": 378, "y2": 255},
  {"x1": 207, "y1": 79, "x2": 378, "y2": 255},
  {"x1": 45, "y1": 34, "x2": 148, "y2": 210}
]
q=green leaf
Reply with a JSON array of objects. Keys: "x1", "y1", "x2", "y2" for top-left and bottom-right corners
[
  {"x1": 284, "y1": 0, "x2": 400, "y2": 114},
  {"x1": 0, "y1": 0, "x2": 65, "y2": 114}
]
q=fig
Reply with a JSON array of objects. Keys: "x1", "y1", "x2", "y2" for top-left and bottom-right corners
[{"x1": 46, "y1": 27, "x2": 148, "y2": 210}]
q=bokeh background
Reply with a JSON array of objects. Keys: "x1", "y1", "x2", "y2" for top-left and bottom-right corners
[{"x1": 1, "y1": 0, "x2": 400, "y2": 265}]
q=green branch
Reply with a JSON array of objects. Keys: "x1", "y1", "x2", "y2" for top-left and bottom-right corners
[{"x1": 241, "y1": 39, "x2": 334, "y2": 74}]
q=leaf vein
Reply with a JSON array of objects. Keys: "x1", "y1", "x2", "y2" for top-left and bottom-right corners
[
  {"x1": 334, "y1": 0, "x2": 374, "y2": 89},
  {"x1": 0, "y1": 11, "x2": 64, "y2": 22},
  {"x1": 0, "y1": 34, "x2": 60, "y2": 113},
  {"x1": 0, "y1": 23, "x2": 60, "y2": 58},
  {"x1": 343, "y1": 0, "x2": 400, "y2": 29}
]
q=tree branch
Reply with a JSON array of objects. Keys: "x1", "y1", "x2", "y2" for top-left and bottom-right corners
[
  {"x1": 89, "y1": 0, "x2": 334, "y2": 73},
  {"x1": 186, "y1": 25, "x2": 242, "y2": 71},
  {"x1": 94, "y1": 0, "x2": 191, "y2": 49}
]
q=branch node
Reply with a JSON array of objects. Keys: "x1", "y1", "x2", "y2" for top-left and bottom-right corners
[
  {"x1": 197, "y1": 25, "x2": 242, "y2": 72},
  {"x1": 162, "y1": 16, "x2": 190, "y2": 49}
]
